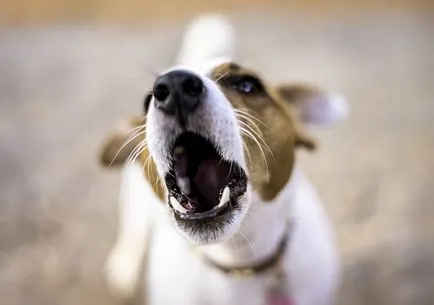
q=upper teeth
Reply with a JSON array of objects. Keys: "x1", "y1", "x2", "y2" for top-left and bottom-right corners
[
  {"x1": 177, "y1": 176, "x2": 191, "y2": 195},
  {"x1": 218, "y1": 186, "x2": 230, "y2": 208},
  {"x1": 173, "y1": 146, "x2": 185, "y2": 159},
  {"x1": 170, "y1": 196, "x2": 188, "y2": 214}
]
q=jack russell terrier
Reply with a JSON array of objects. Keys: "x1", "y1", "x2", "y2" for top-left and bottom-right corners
[{"x1": 99, "y1": 14, "x2": 348, "y2": 305}]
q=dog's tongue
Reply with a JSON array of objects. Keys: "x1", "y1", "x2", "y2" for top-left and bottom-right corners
[
  {"x1": 174, "y1": 148, "x2": 193, "y2": 198},
  {"x1": 174, "y1": 149, "x2": 228, "y2": 211},
  {"x1": 174, "y1": 147, "x2": 189, "y2": 177},
  {"x1": 192, "y1": 159, "x2": 228, "y2": 209}
]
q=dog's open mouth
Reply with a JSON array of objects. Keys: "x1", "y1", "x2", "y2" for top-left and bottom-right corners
[{"x1": 165, "y1": 132, "x2": 247, "y2": 221}]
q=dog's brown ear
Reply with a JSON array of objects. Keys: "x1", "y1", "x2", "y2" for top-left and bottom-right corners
[
  {"x1": 276, "y1": 83, "x2": 348, "y2": 126},
  {"x1": 294, "y1": 129, "x2": 317, "y2": 151},
  {"x1": 99, "y1": 117, "x2": 146, "y2": 168}
]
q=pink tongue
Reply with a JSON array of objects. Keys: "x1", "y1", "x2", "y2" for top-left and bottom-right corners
[
  {"x1": 174, "y1": 151, "x2": 188, "y2": 177},
  {"x1": 192, "y1": 159, "x2": 227, "y2": 208}
]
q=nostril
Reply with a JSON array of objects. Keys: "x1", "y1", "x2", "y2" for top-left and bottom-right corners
[
  {"x1": 152, "y1": 71, "x2": 203, "y2": 117},
  {"x1": 154, "y1": 83, "x2": 170, "y2": 101},
  {"x1": 182, "y1": 76, "x2": 203, "y2": 97}
]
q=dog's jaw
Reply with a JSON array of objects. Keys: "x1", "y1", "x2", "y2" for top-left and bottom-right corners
[
  {"x1": 146, "y1": 66, "x2": 251, "y2": 244},
  {"x1": 175, "y1": 189, "x2": 251, "y2": 244}
]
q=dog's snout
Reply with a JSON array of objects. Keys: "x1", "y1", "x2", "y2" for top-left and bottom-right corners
[{"x1": 153, "y1": 71, "x2": 204, "y2": 119}]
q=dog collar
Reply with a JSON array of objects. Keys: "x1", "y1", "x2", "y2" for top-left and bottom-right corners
[{"x1": 201, "y1": 221, "x2": 291, "y2": 278}]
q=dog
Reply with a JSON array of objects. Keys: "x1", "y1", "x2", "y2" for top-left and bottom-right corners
[{"x1": 99, "y1": 14, "x2": 348, "y2": 305}]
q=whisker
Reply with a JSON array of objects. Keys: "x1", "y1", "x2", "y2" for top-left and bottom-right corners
[
  {"x1": 245, "y1": 210, "x2": 257, "y2": 217},
  {"x1": 125, "y1": 146, "x2": 144, "y2": 171},
  {"x1": 242, "y1": 142, "x2": 252, "y2": 166},
  {"x1": 214, "y1": 70, "x2": 231, "y2": 83},
  {"x1": 143, "y1": 155, "x2": 163, "y2": 189},
  {"x1": 237, "y1": 117, "x2": 262, "y2": 138},
  {"x1": 125, "y1": 141, "x2": 148, "y2": 171},
  {"x1": 240, "y1": 127, "x2": 264, "y2": 158},
  {"x1": 240, "y1": 127, "x2": 269, "y2": 176},
  {"x1": 166, "y1": 169, "x2": 176, "y2": 179},
  {"x1": 236, "y1": 112, "x2": 261, "y2": 132},
  {"x1": 227, "y1": 160, "x2": 234, "y2": 180},
  {"x1": 236, "y1": 112, "x2": 271, "y2": 155},
  {"x1": 236, "y1": 114, "x2": 263, "y2": 142},
  {"x1": 238, "y1": 120, "x2": 275, "y2": 162},
  {"x1": 153, "y1": 174, "x2": 162, "y2": 190},
  {"x1": 238, "y1": 231, "x2": 257, "y2": 258},
  {"x1": 231, "y1": 237, "x2": 239, "y2": 253},
  {"x1": 216, "y1": 151, "x2": 226, "y2": 167},
  {"x1": 130, "y1": 145, "x2": 148, "y2": 172},
  {"x1": 142, "y1": 153, "x2": 152, "y2": 179},
  {"x1": 235, "y1": 109, "x2": 273, "y2": 130},
  {"x1": 108, "y1": 126, "x2": 146, "y2": 168},
  {"x1": 129, "y1": 123, "x2": 147, "y2": 133}
]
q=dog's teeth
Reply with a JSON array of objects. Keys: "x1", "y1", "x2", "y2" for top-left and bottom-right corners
[
  {"x1": 218, "y1": 187, "x2": 230, "y2": 207},
  {"x1": 177, "y1": 177, "x2": 191, "y2": 195},
  {"x1": 170, "y1": 197, "x2": 188, "y2": 213}
]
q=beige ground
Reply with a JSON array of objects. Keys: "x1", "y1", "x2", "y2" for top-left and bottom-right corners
[{"x1": 0, "y1": 12, "x2": 433, "y2": 305}]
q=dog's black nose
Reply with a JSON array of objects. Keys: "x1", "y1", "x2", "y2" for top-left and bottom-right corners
[{"x1": 153, "y1": 70, "x2": 204, "y2": 121}]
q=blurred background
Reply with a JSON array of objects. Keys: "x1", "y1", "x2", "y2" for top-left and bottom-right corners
[{"x1": 1, "y1": 1, "x2": 433, "y2": 305}]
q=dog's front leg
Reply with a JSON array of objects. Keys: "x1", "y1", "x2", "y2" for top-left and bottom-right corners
[
  {"x1": 286, "y1": 174, "x2": 340, "y2": 305},
  {"x1": 105, "y1": 163, "x2": 153, "y2": 301}
]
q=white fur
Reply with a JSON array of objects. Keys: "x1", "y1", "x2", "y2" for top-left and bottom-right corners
[
  {"x1": 105, "y1": 14, "x2": 341, "y2": 305},
  {"x1": 107, "y1": 163, "x2": 339, "y2": 305},
  {"x1": 146, "y1": 14, "x2": 247, "y2": 244},
  {"x1": 176, "y1": 14, "x2": 235, "y2": 65},
  {"x1": 146, "y1": 69, "x2": 249, "y2": 243},
  {"x1": 105, "y1": 164, "x2": 156, "y2": 298},
  {"x1": 300, "y1": 93, "x2": 349, "y2": 126}
]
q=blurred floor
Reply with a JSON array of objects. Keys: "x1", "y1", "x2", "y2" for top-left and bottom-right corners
[{"x1": 0, "y1": 12, "x2": 433, "y2": 305}]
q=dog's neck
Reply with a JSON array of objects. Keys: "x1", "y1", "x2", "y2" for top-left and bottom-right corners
[{"x1": 199, "y1": 166, "x2": 300, "y2": 267}]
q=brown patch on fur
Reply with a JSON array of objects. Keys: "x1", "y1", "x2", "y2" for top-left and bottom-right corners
[
  {"x1": 99, "y1": 116, "x2": 166, "y2": 201},
  {"x1": 210, "y1": 63, "x2": 318, "y2": 201},
  {"x1": 276, "y1": 83, "x2": 323, "y2": 103},
  {"x1": 139, "y1": 148, "x2": 166, "y2": 202}
]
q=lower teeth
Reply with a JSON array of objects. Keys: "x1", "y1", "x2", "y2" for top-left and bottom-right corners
[
  {"x1": 170, "y1": 196, "x2": 188, "y2": 213},
  {"x1": 218, "y1": 186, "x2": 230, "y2": 208},
  {"x1": 170, "y1": 186, "x2": 231, "y2": 214}
]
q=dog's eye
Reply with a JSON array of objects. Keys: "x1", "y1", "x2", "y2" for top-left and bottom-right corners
[
  {"x1": 231, "y1": 76, "x2": 264, "y2": 94},
  {"x1": 237, "y1": 81, "x2": 255, "y2": 93},
  {"x1": 144, "y1": 92, "x2": 152, "y2": 113}
]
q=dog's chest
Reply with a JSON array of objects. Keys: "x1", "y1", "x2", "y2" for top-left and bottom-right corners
[{"x1": 145, "y1": 221, "x2": 272, "y2": 305}]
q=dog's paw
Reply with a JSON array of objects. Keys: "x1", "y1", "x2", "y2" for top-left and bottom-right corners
[{"x1": 104, "y1": 246, "x2": 142, "y2": 299}]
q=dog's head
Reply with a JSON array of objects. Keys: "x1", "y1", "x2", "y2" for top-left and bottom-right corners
[{"x1": 99, "y1": 16, "x2": 348, "y2": 245}]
